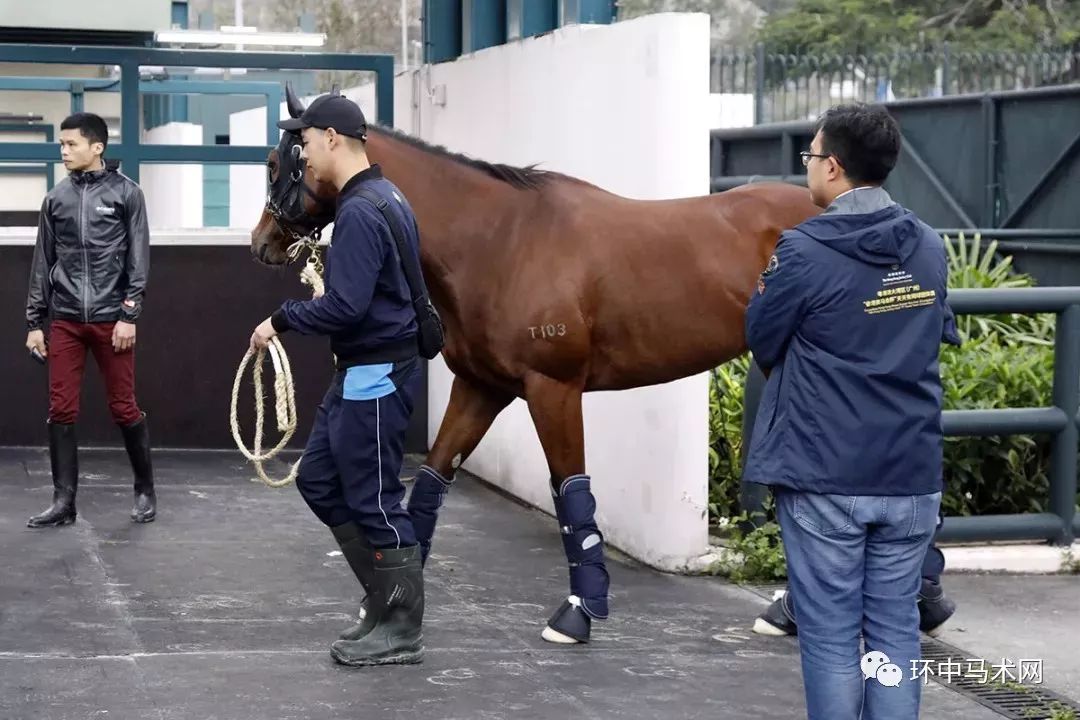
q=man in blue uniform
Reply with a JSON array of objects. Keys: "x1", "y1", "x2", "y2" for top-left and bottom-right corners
[
  {"x1": 250, "y1": 92, "x2": 425, "y2": 667},
  {"x1": 741, "y1": 103, "x2": 961, "y2": 720}
]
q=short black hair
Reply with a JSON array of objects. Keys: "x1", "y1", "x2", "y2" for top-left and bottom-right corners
[
  {"x1": 60, "y1": 112, "x2": 109, "y2": 151},
  {"x1": 814, "y1": 104, "x2": 900, "y2": 185}
]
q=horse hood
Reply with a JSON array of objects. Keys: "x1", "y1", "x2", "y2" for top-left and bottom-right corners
[{"x1": 794, "y1": 202, "x2": 922, "y2": 267}]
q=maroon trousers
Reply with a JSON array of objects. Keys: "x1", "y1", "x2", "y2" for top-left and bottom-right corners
[{"x1": 48, "y1": 319, "x2": 142, "y2": 427}]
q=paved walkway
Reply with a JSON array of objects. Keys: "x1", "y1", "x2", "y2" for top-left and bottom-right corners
[{"x1": 1, "y1": 448, "x2": 1073, "y2": 719}]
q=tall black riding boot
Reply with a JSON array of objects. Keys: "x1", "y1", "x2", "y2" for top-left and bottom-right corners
[
  {"x1": 329, "y1": 544, "x2": 425, "y2": 667},
  {"x1": 120, "y1": 412, "x2": 155, "y2": 523},
  {"x1": 331, "y1": 522, "x2": 375, "y2": 640},
  {"x1": 27, "y1": 422, "x2": 78, "y2": 528}
]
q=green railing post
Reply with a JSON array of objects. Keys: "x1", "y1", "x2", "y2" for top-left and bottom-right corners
[
  {"x1": 982, "y1": 95, "x2": 999, "y2": 228},
  {"x1": 119, "y1": 60, "x2": 140, "y2": 183},
  {"x1": 941, "y1": 42, "x2": 952, "y2": 96},
  {"x1": 70, "y1": 81, "x2": 84, "y2": 114},
  {"x1": 754, "y1": 43, "x2": 765, "y2": 125},
  {"x1": 375, "y1": 56, "x2": 395, "y2": 127},
  {"x1": 1050, "y1": 304, "x2": 1080, "y2": 544}
]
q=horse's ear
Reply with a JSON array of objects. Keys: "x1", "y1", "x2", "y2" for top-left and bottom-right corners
[
  {"x1": 285, "y1": 81, "x2": 305, "y2": 119},
  {"x1": 330, "y1": 83, "x2": 340, "y2": 96}
]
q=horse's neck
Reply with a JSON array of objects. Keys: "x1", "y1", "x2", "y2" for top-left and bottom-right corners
[{"x1": 365, "y1": 130, "x2": 510, "y2": 311}]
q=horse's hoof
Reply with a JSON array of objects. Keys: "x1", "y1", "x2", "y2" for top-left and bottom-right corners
[
  {"x1": 541, "y1": 625, "x2": 583, "y2": 644},
  {"x1": 542, "y1": 596, "x2": 591, "y2": 644}
]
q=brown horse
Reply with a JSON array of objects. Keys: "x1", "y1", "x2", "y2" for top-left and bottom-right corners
[{"x1": 251, "y1": 85, "x2": 820, "y2": 644}]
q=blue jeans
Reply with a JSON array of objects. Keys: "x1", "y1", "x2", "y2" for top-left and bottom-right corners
[{"x1": 776, "y1": 489, "x2": 942, "y2": 720}]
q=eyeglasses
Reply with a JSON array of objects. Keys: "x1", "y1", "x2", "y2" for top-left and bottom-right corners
[{"x1": 800, "y1": 151, "x2": 830, "y2": 167}]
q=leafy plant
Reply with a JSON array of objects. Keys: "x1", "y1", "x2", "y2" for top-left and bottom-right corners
[
  {"x1": 939, "y1": 233, "x2": 1055, "y2": 517},
  {"x1": 710, "y1": 508, "x2": 788, "y2": 584}
]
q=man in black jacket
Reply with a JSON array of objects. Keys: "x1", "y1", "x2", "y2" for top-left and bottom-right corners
[{"x1": 24, "y1": 112, "x2": 155, "y2": 528}]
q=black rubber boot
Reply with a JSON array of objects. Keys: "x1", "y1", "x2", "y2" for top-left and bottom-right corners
[
  {"x1": 329, "y1": 545, "x2": 425, "y2": 667},
  {"x1": 120, "y1": 412, "x2": 155, "y2": 523},
  {"x1": 331, "y1": 523, "x2": 374, "y2": 641},
  {"x1": 27, "y1": 421, "x2": 78, "y2": 528}
]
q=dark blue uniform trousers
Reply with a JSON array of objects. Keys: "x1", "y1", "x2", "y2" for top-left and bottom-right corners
[{"x1": 295, "y1": 367, "x2": 418, "y2": 549}]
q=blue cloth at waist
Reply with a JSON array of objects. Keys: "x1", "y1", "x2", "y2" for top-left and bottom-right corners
[{"x1": 342, "y1": 363, "x2": 396, "y2": 401}]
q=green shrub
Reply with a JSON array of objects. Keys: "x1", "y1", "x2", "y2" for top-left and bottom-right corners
[{"x1": 708, "y1": 233, "x2": 1058, "y2": 581}]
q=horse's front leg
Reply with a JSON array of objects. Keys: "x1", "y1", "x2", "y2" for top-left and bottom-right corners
[
  {"x1": 408, "y1": 374, "x2": 511, "y2": 565},
  {"x1": 523, "y1": 371, "x2": 609, "y2": 645}
]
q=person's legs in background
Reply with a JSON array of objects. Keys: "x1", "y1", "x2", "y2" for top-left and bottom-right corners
[{"x1": 754, "y1": 513, "x2": 955, "y2": 637}]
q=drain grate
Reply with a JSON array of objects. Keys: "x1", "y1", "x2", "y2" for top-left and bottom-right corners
[{"x1": 919, "y1": 636, "x2": 1080, "y2": 719}]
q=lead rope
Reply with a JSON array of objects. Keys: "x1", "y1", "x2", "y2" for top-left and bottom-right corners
[{"x1": 230, "y1": 241, "x2": 324, "y2": 487}]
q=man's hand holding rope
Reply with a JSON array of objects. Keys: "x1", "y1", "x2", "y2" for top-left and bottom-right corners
[{"x1": 250, "y1": 317, "x2": 278, "y2": 352}]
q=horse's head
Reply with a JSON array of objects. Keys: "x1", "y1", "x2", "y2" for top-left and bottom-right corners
[{"x1": 250, "y1": 83, "x2": 337, "y2": 265}]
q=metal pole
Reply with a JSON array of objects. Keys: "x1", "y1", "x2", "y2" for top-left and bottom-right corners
[
  {"x1": 983, "y1": 95, "x2": 999, "y2": 227},
  {"x1": 119, "y1": 61, "x2": 140, "y2": 183},
  {"x1": 754, "y1": 43, "x2": 765, "y2": 125},
  {"x1": 266, "y1": 87, "x2": 280, "y2": 145},
  {"x1": 1049, "y1": 304, "x2": 1080, "y2": 544},
  {"x1": 70, "y1": 82, "x2": 84, "y2": 113},
  {"x1": 401, "y1": 0, "x2": 409, "y2": 71}
]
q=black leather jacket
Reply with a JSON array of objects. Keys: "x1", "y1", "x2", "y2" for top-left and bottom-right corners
[{"x1": 26, "y1": 166, "x2": 150, "y2": 330}]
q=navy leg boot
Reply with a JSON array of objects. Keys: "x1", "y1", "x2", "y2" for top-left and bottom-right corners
[
  {"x1": 406, "y1": 465, "x2": 453, "y2": 567},
  {"x1": 542, "y1": 474, "x2": 610, "y2": 644}
]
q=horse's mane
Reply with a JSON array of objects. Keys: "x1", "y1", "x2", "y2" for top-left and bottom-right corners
[{"x1": 369, "y1": 124, "x2": 585, "y2": 191}]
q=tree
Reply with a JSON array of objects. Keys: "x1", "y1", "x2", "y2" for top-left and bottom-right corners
[
  {"x1": 755, "y1": 0, "x2": 1080, "y2": 55},
  {"x1": 616, "y1": 0, "x2": 774, "y2": 51}
]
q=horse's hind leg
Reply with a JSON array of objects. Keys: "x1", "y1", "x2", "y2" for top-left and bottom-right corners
[
  {"x1": 407, "y1": 374, "x2": 511, "y2": 565},
  {"x1": 523, "y1": 371, "x2": 609, "y2": 645}
]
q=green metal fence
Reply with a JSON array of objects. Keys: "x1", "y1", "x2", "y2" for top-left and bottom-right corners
[
  {"x1": 714, "y1": 43, "x2": 1080, "y2": 124},
  {"x1": 0, "y1": 44, "x2": 395, "y2": 184},
  {"x1": 709, "y1": 85, "x2": 1080, "y2": 273},
  {"x1": 739, "y1": 287, "x2": 1080, "y2": 546}
]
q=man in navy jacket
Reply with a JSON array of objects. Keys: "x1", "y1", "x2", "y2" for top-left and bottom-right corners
[
  {"x1": 250, "y1": 92, "x2": 425, "y2": 668},
  {"x1": 741, "y1": 103, "x2": 961, "y2": 720}
]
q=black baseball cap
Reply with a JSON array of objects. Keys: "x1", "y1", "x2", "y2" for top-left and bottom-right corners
[{"x1": 277, "y1": 92, "x2": 368, "y2": 140}]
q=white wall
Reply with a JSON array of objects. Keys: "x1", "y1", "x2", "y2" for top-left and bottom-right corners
[
  {"x1": 397, "y1": 15, "x2": 709, "y2": 202},
  {"x1": 400, "y1": 13, "x2": 714, "y2": 571},
  {"x1": 141, "y1": 123, "x2": 203, "y2": 229}
]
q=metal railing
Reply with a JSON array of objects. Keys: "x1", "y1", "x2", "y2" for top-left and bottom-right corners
[
  {"x1": 714, "y1": 44, "x2": 1080, "y2": 124},
  {"x1": 740, "y1": 286, "x2": 1080, "y2": 546},
  {"x1": 0, "y1": 44, "x2": 396, "y2": 183}
]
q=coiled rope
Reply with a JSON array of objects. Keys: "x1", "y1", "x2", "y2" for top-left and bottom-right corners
[{"x1": 230, "y1": 240, "x2": 324, "y2": 487}]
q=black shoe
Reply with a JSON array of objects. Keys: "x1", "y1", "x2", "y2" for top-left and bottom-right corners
[
  {"x1": 28, "y1": 421, "x2": 78, "y2": 528},
  {"x1": 330, "y1": 545, "x2": 425, "y2": 667},
  {"x1": 918, "y1": 579, "x2": 956, "y2": 636},
  {"x1": 752, "y1": 589, "x2": 798, "y2": 636},
  {"x1": 330, "y1": 523, "x2": 374, "y2": 641},
  {"x1": 120, "y1": 413, "x2": 155, "y2": 523}
]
